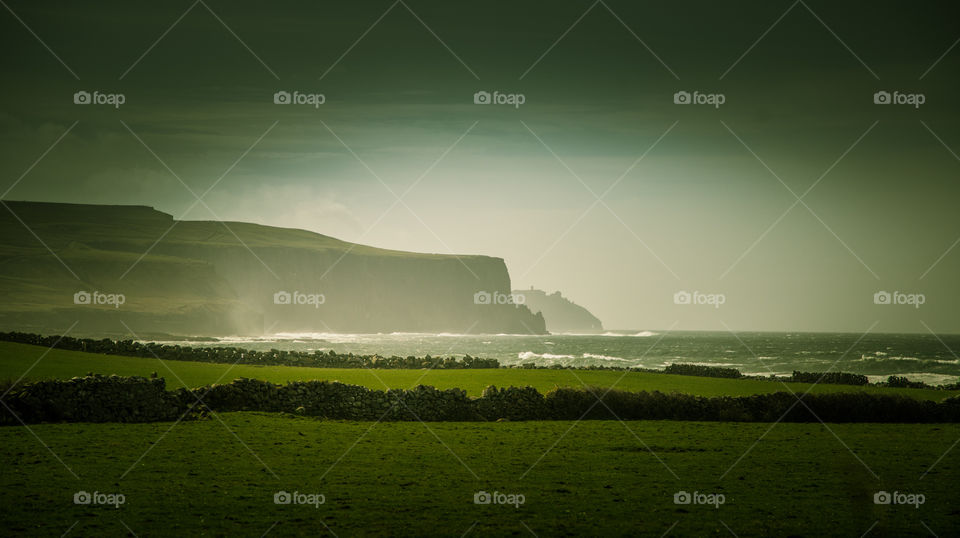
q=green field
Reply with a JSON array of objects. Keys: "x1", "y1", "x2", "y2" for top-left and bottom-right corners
[
  {"x1": 1, "y1": 415, "x2": 957, "y2": 536},
  {"x1": 2, "y1": 342, "x2": 957, "y2": 401},
  {"x1": 3, "y1": 341, "x2": 959, "y2": 536}
]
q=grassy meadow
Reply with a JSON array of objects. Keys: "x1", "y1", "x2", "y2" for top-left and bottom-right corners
[
  {"x1": 2, "y1": 341, "x2": 957, "y2": 401},
  {"x1": 1, "y1": 415, "x2": 957, "y2": 536},
  {"x1": 2, "y1": 341, "x2": 959, "y2": 536}
]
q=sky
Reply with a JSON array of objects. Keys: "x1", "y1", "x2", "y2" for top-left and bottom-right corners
[{"x1": 1, "y1": 0, "x2": 959, "y2": 333}]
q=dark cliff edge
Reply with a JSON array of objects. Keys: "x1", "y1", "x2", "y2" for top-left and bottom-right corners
[
  {"x1": 0, "y1": 201, "x2": 546, "y2": 336},
  {"x1": 515, "y1": 288, "x2": 603, "y2": 333}
]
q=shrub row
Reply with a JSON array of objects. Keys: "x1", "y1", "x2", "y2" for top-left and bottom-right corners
[
  {"x1": 2, "y1": 375, "x2": 959, "y2": 425},
  {"x1": 0, "y1": 331, "x2": 499, "y2": 369},
  {"x1": 664, "y1": 363, "x2": 742, "y2": 379},
  {"x1": 885, "y1": 375, "x2": 929, "y2": 389},
  {"x1": 790, "y1": 371, "x2": 869, "y2": 386}
]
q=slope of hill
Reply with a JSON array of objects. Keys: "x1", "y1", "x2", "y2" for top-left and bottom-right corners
[
  {"x1": 516, "y1": 288, "x2": 603, "y2": 333},
  {"x1": 0, "y1": 201, "x2": 546, "y2": 336}
]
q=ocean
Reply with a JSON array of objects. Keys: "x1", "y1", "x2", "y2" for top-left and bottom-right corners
[{"x1": 159, "y1": 331, "x2": 960, "y2": 386}]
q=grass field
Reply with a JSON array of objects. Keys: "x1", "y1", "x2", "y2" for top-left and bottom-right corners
[
  {"x1": 0, "y1": 415, "x2": 957, "y2": 536},
  {"x1": 4, "y1": 341, "x2": 959, "y2": 536},
  {"x1": 2, "y1": 342, "x2": 958, "y2": 401}
]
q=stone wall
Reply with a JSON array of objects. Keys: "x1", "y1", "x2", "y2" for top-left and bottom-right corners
[
  {"x1": 2, "y1": 375, "x2": 959, "y2": 425},
  {"x1": 1, "y1": 375, "x2": 185, "y2": 424}
]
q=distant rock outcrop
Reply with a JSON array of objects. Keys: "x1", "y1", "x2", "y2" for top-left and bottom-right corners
[
  {"x1": 514, "y1": 288, "x2": 603, "y2": 333},
  {"x1": 0, "y1": 201, "x2": 546, "y2": 336}
]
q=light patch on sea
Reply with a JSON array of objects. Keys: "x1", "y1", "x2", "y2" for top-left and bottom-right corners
[
  {"x1": 554, "y1": 331, "x2": 658, "y2": 337},
  {"x1": 516, "y1": 351, "x2": 631, "y2": 365}
]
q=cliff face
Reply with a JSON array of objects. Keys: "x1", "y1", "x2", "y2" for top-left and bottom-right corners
[
  {"x1": 0, "y1": 201, "x2": 546, "y2": 336},
  {"x1": 514, "y1": 288, "x2": 603, "y2": 333}
]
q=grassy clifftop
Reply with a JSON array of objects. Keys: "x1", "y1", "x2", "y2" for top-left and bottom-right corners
[{"x1": 0, "y1": 201, "x2": 546, "y2": 336}]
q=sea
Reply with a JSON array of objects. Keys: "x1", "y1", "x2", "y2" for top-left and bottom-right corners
[{"x1": 158, "y1": 331, "x2": 960, "y2": 386}]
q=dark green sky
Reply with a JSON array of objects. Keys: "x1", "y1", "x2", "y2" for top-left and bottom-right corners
[{"x1": 2, "y1": 0, "x2": 959, "y2": 332}]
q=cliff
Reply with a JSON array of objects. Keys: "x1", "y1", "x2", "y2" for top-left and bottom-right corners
[
  {"x1": 514, "y1": 288, "x2": 603, "y2": 333},
  {"x1": 0, "y1": 201, "x2": 546, "y2": 336}
]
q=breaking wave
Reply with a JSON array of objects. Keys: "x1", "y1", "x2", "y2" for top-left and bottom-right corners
[{"x1": 517, "y1": 351, "x2": 575, "y2": 361}]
